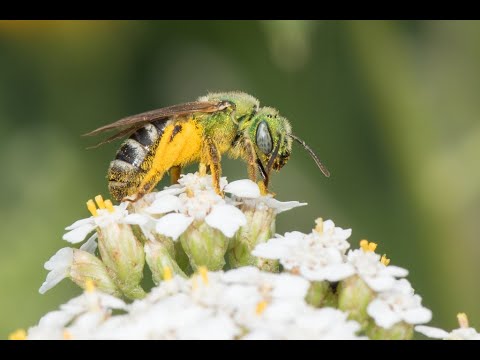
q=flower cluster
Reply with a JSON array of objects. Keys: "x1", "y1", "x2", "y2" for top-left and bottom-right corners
[
  {"x1": 25, "y1": 268, "x2": 363, "y2": 340},
  {"x1": 16, "y1": 172, "x2": 476, "y2": 340},
  {"x1": 39, "y1": 173, "x2": 305, "y2": 299},
  {"x1": 252, "y1": 219, "x2": 432, "y2": 339}
]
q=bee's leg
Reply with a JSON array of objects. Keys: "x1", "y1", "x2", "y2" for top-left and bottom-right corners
[
  {"x1": 243, "y1": 140, "x2": 258, "y2": 182},
  {"x1": 205, "y1": 140, "x2": 222, "y2": 196},
  {"x1": 130, "y1": 171, "x2": 165, "y2": 202},
  {"x1": 170, "y1": 166, "x2": 182, "y2": 184},
  {"x1": 199, "y1": 162, "x2": 208, "y2": 176}
]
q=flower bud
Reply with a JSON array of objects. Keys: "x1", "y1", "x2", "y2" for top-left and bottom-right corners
[
  {"x1": 97, "y1": 223, "x2": 145, "y2": 299},
  {"x1": 180, "y1": 220, "x2": 230, "y2": 271},
  {"x1": 144, "y1": 240, "x2": 186, "y2": 285},
  {"x1": 337, "y1": 275, "x2": 375, "y2": 330}
]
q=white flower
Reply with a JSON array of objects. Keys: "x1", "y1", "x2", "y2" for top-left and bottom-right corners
[
  {"x1": 39, "y1": 235, "x2": 97, "y2": 294},
  {"x1": 147, "y1": 175, "x2": 247, "y2": 240},
  {"x1": 225, "y1": 179, "x2": 307, "y2": 214},
  {"x1": 252, "y1": 231, "x2": 355, "y2": 282},
  {"x1": 311, "y1": 218, "x2": 352, "y2": 254},
  {"x1": 288, "y1": 307, "x2": 365, "y2": 340},
  {"x1": 28, "y1": 288, "x2": 126, "y2": 340},
  {"x1": 415, "y1": 313, "x2": 480, "y2": 340},
  {"x1": 367, "y1": 279, "x2": 432, "y2": 329},
  {"x1": 416, "y1": 326, "x2": 480, "y2": 340},
  {"x1": 63, "y1": 201, "x2": 147, "y2": 244},
  {"x1": 347, "y1": 248, "x2": 408, "y2": 292}
]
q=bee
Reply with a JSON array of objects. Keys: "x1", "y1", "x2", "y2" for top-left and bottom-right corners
[{"x1": 85, "y1": 91, "x2": 330, "y2": 202}]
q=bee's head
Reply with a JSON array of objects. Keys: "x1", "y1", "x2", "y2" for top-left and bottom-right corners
[
  {"x1": 248, "y1": 107, "x2": 330, "y2": 184},
  {"x1": 248, "y1": 107, "x2": 293, "y2": 180}
]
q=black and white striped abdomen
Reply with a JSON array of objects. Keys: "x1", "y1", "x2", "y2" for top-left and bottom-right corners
[{"x1": 107, "y1": 120, "x2": 168, "y2": 200}]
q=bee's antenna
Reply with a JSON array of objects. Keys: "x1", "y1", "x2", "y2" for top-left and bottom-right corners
[{"x1": 288, "y1": 134, "x2": 330, "y2": 177}]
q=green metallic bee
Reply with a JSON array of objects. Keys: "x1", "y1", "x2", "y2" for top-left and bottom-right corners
[{"x1": 85, "y1": 91, "x2": 330, "y2": 202}]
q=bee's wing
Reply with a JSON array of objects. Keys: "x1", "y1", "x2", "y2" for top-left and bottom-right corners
[{"x1": 83, "y1": 101, "x2": 228, "y2": 146}]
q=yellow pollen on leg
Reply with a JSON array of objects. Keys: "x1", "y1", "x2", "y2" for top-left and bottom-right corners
[
  {"x1": 457, "y1": 313, "x2": 469, "y2": 328},
  {"x1": 314, "y1": 218, "x2": 324, "y2": 234},
  {"x1": 104, "y1": 199, "x2": 115, "y2": 213},
  {"x1": 257, "y1": 181, "x2": 268, "y2": 196},
  {"x1": 199, "y1": 163, "x2": 207, "y2": 177},
  {"x1": 94, "y1": 195, "x2": 106, "y2": 209},
  {"x1": 360, "y1": 239, "x2": 377, "y2": 252},
  {"x1": 381, "y1": 254, "x2": 390, "y2": 266},
  {"x1": 63, "y1": 330, "x2": 73, "y2": 340},
  {"x1": 86, "y1": 199, "x2": 98, "y2": 217},
  {"x1": 256, "y1": 300, "x2": 268, "y2": 315},
  {"x1": 198, "y1": 266, "x2": 209, "y2": 285},
  {"x1": 85, "y1": 279, "x2": 96, "y2": 293},
  {"x1": 8, "y1": 329, "x2": 26, "y2": 340},
  {"x1": 163, "y1": 266, "x2": 173, "y2": 281}
]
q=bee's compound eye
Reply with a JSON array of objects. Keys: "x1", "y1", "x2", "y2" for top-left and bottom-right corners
[{"x1": 256, "y1": 121, "x2": 273, "y2": 154}]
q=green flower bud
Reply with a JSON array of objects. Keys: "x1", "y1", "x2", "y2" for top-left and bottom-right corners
[
  {"x1": 180, "y1": 220, "x2": 230, "y2": 271},
  {"x1": 337, "y1": 275, "x2": 375, "y2": 330}
]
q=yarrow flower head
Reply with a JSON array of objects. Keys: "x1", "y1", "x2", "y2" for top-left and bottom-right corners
[
  {"x1": 252, "y1": 218, "x2": 354, "y2": 282},
  {"x1": 27, "y1": 267, "x2": 364, "y2": 340},
  {"x1": 367, "y1": 279, "x2": 432, "y2": 329},
  {"x1": 31, "y1": 171, "x2": 470, "y2": 340},
  {"x1": 346, "y1": 241, "x2": 408, "y2": 292}
]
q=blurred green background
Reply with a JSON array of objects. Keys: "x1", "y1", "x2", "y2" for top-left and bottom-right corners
[{"x1": 1, "y1": 20, "x2": 479, "y2": 337}]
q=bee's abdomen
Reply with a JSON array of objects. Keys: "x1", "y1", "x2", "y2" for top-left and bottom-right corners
[{"x1": 108, "y1": 122, "x2": 167, "y2": 200}]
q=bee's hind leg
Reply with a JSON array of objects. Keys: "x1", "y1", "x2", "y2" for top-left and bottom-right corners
[{"x1": 170, "y1": 166, "x2": 182, "y2": 185}]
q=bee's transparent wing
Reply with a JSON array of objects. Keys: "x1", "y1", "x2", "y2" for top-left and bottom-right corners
[{"x1": 84, "y1": 101, "x2": 229, "y2": 147}]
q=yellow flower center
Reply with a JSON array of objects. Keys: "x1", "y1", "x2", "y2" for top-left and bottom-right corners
[
  {"x1": 8, "y1": 329, "x2": 26, "y2": 340},
  {"x1": 85, "y1": 279, "x2": 96, "y2": 293},
  {"x1": 198, "y1": 266, "x2": 209, "y2": 285},
  {"x1": 163, "y1": 266, "x2": 173, "y2": 281},
  {"x1": 381, "y1": 254, "x2": 390, "y2": 266},
  {"x1": 360, "y1": 239, "x2": 377, "y2": 252},
  {"x1": 256, "y1": 300, "x2": 268, "y2": 315},
  {"x1": 314, "y1": 218, "x2": 324, "y2": 234},
  {"x1": 86, "y1": 199, "x2": 98, "y2": 217},
  {"x1": 95, "y1": 195, "x2": 106, "y2": 209},
  {"x1": 457, "y1": 312, "x2": 469, "y2": 328},
  {"x1": 63, "y1": 330, "x2": 73, "y2": 340}
]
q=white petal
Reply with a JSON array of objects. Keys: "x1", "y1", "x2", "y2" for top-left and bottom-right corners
[
  {"x1": 222, "y1": 266, "x2": 260, "y2": 283},
  {"x1": 63, "y1": 224, "x2": 96, "y2": 244},
  {"x1": 39, "y1": 248, "x2": 74, "y2": 294},
  {"x1": 224, "y1": 179, "x2": 261, "y2": 198},
  {"x1": 122, "y1": 213, "x2": 149, "y2": 225},
  {"x1": 263, "y1": 198, "x2": 307, "y2": 214},
  {"x1": 65, "y1": 217, "x2": 94, "y2": 231},
  {"x1": 155, "y1": 213, "x2": 194, "y2": 241},
  {"x1": 415, "y1": 325, "x2": 449, "y2": 339},
  {"x1": 402, "y1": 307, "x2": 432, "y2": 325},
  {"x1": 156, "y1": 186, "x2": 185, "y2": 197},
  {"x1": 79, "y1": 233, "x2": 98, "y2": 254},
  {"x1": 205, "y1": 204, "x2": 247, "y2": 238},
  {"x1": 364, "y1": 275, "x2": 396, "y2": 292},
  {"x1": 302, "y1": 264, "x2": 355, "y2": 282},
  {"x1": 179, "y1": 314, "x2": 239, "y2": 340},
  {"x1": 146, "y1": 195, "x2": 182, "y2": 214},
  {"x1": 367, "y1": 299, "x2": 401, "y2": 328},
  {"x1": 252, "y1": 237, "x2": 296, "y2": 259},
  {"x1": 384, "y1": 265, "x2": 409, "y2": 278},
  {"x1": 271, "y1": 275, "x2": 310, "y2": 299}
]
